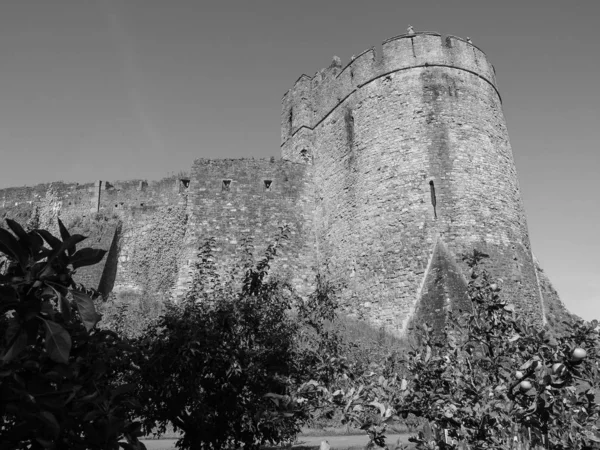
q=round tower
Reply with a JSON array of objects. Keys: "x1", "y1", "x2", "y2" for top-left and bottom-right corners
[{"x1": 281, "y1": 31, "x2": 546, "y2": 335}]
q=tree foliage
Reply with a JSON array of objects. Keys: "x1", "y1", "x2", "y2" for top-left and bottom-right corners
[
  {"x1": 0, "y1": 218, "x2": 144, "y2": 450},
  {"x1": 402, "y1": 250, "x2": 600, "y2": 449},
  {"x1": 134, "y1": 228, "x2": 343, "y2": 449},
  {"x1": 292, "y1": 250, "x2": 600, "y2": 450}
]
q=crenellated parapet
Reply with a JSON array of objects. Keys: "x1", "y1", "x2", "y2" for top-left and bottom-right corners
[{"x1": 281, "y1": 32, "x2": 498, "y2": 152}]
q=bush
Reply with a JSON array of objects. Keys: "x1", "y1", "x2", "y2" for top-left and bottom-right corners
[
  {"x1": 134, "y1": 229, "x2": 342, "y2": 449},
  {"x1": 401, "y1": 251, "x2": 600, "y2": 449},
  {"x1": 96, "y1": 289, "x2": 165, "y2": 339},
  {"x1": 294, "y1": 250, "x2": 600, "y2": 449},
  {"x1": 0, "y1": 219, "x2": 144, "y2": 450}
]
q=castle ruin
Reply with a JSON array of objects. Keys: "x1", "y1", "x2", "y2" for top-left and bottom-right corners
[{"x1": 0, "y1": 31, "x2": 568, "y2": 335}]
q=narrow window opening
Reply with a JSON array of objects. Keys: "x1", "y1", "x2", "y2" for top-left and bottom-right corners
[
  {"x1": 345, "y1": 109, "x2": 354, "y2": 150},
  {"x1": 264, "y1": 180, "x2": 272, "y2": 192},
  {"x1": 140, "y1": 202, "x2": 145, "y2": 207},
  {"x1": 222, "y1": 179, "x2": 231, "y2": 191},
  {"x1": 288, "y1": 109, "x2": 293, "y2": 130},
  {"x1": 429, "y1": 180, "x2": 437, "y2": 219}
]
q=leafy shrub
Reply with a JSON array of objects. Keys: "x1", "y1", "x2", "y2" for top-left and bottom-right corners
[
  {"x1": 134, "y1": 229, "x2": 344, "y2": 449},
  {"x1": 0, "y1": 219, "x2": 144, "y2": 450},
  {"x1": 401, "y1": 251, "x2": 600, "y2": 449},
  {"x1": 96, "y1": 289, "x2": 165, "y2": 339},
  {"x1": 292, "y1": 250, "x2": 600, "y2": 450}
]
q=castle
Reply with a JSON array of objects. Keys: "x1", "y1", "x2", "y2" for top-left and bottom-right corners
[{"x1": 0, "y1": 30, "x2": 568, "y2": 335}]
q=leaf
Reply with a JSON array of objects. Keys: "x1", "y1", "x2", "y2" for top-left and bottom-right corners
[
  {"x1": 57, "y1": 219, "x2": 73, "y2": 255},
  {"x1": 0, "y1": 285, "x2": 18, "y2": 303},
  {"x1": 70, "y1": 247, "x2": 107, "y2": 270},
  {"x1": 1, "y1": 331, "x2": 27, "y2": 362},
  {"x1": 508, "y1": 334, "x2": 521, "y2": 342},
  {"x1": 110, "y1": 383, "x2": 136, "y2": 400},
  {"x1": 0, "y1": 228, "x2": 28, "y2": 268},
  {"x1": 34, "y1": 229, "x2": 62, "y2": 251},
  {"x1": 6, "y1": 219, "x2": 30, "y2": 247},
  {"x1": 43, "y1": 319, "x2": 71, "y2": 364},
  {"x1": 39, "y1": 411, "x2": 61, "y2": 438},
  {"x1": 37, "y1": 233, "x2": 87, "y2": 276},
  {"x1": 45, "y1": 283, "x2": 71, "y2": 322},
  {"x1": 72, "y1": 289, "x2": 101, "y2": 332},
  {"x1": 53, "y1": 234, "x2": 87, "y2": 261},
  {"x1": 27, "y1": 231, "x2": 45, "y2": 258},
  {"x1": 6, "y1": 320, "x2": 24, "y2": 345},
  {"x1": 35, "y1": 438, "x2": 55, "y2": 448},
  {"x1": 369, "y1": 400, "x2": 386, "y2": 416}
]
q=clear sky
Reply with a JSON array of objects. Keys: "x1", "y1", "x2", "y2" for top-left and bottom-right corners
[{"x1": 0, "y1": 0, "x2": 598, "y2": 319}]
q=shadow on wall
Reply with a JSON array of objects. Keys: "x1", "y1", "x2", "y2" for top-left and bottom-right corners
[
  {"x1": 98, "y1": 223, "x2": 122, "y2": 298},
  {"x1": 411, "y1": 239, "x2": 470, "y2": 335}
]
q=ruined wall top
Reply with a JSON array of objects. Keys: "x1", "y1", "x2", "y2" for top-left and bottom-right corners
[{"x1": 281, "y1": 32, "x2": 498, "y2": 145}]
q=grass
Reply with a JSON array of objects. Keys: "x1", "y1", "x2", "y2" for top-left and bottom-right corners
[{"x1": 140, "y1": 425, "x2": 418, "y2": 449}]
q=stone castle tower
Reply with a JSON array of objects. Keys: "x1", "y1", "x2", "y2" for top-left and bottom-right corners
[
  {"x1": 280, "y1": 30, "x2": 549, "y2": 331},
  {"x1": 0, "y1": 30, "x2": 568, "y2": 336}
]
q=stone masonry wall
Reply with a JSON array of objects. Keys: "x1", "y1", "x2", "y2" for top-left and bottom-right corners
[
  {"x1": 0, "y1": 30, "x2": 572, "y2": 338},
  {"x1": 0, "y1": 176, "x2": 191, "y2": 297},
  {"x1": 281, "y1": 32, "x2": 548, "y2": 334},
  {"x1": 173, "y1": 158, "x2": 316, "y2": 298}
]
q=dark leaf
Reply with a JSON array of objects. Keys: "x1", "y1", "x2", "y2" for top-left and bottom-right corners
[
  {"x1": 4, "y1": 317, "x2": 20, "y2": 343},
  {"x1": 111, "y1": 383, "x2": 136, "y2": 400},
  {"x1": 38, "y1": 410, "x2": 61, "y2": 439},
  {"x1": 43, "y1": 319, "x2": 71, "y2": 364},
  {"x1": 72, "y1": 289, "x2": 101, "y2": 332},
  {"x1": 6, "y1": 219, "x2": 30, "y2": 247},
  {"x1": 70, "y1": 247, "x2": 107, "y2": 270},
  {"x1": 46, "y1": 283, "x2": 71, "y2": 322},
  {"x1": 27, "y1": 231, "x2": 45, "y2": 257},
  {"x1": 1, "y1": 331, "x2": 27, "y2": 362},
  {"x1": 39, "y1": 234, "x2": 87, "y2": 278},
  {"x1": 0, "y1": 285, "x2": 18, "y2": 303},
  {"x1": 0, "y1": 273, "x2": 12, "y2": 283},
  {"x1": 57, "y1": 218, "x2": 73, "y2": 255},
  {"x1": 0, "y1": 240, "x2": 13, "y2": 261},
  {"x1": 0, "y1": 228, "x2": 28, "y2": 268},
  {"x1": 40, "y1": 301, "x2": 56, "y2": 318},
  {"x1": 34, "y1": 229, "x2": 62, "y2": 251},
  {"x1": 35, "y1": 438, "x2": 55, "y2": 448},
  {"x1": 83, "y1": 410, "x2": 101, "y2": 422}
]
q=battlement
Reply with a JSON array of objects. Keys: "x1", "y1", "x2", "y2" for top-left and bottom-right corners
[
  {"x1": 0, "y1": 175, "x2": 187, "y2": 216},
  {"x1": 281, "y1": 31, "x2": 498, "y2": 145}
]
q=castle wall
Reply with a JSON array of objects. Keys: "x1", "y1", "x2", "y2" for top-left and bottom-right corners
[
  {"x1": 0, "y1": 30, "x2": 571, "y2": 337},
  {"x1": 282, "y1": 32, "x2": 545, "y2": 333},
  {"x1": 0, "y1": 176, "x2": 191, "y2": 298},
  {"x1": 174, "y1": 158, "x2": 317, "y2": 297}
]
